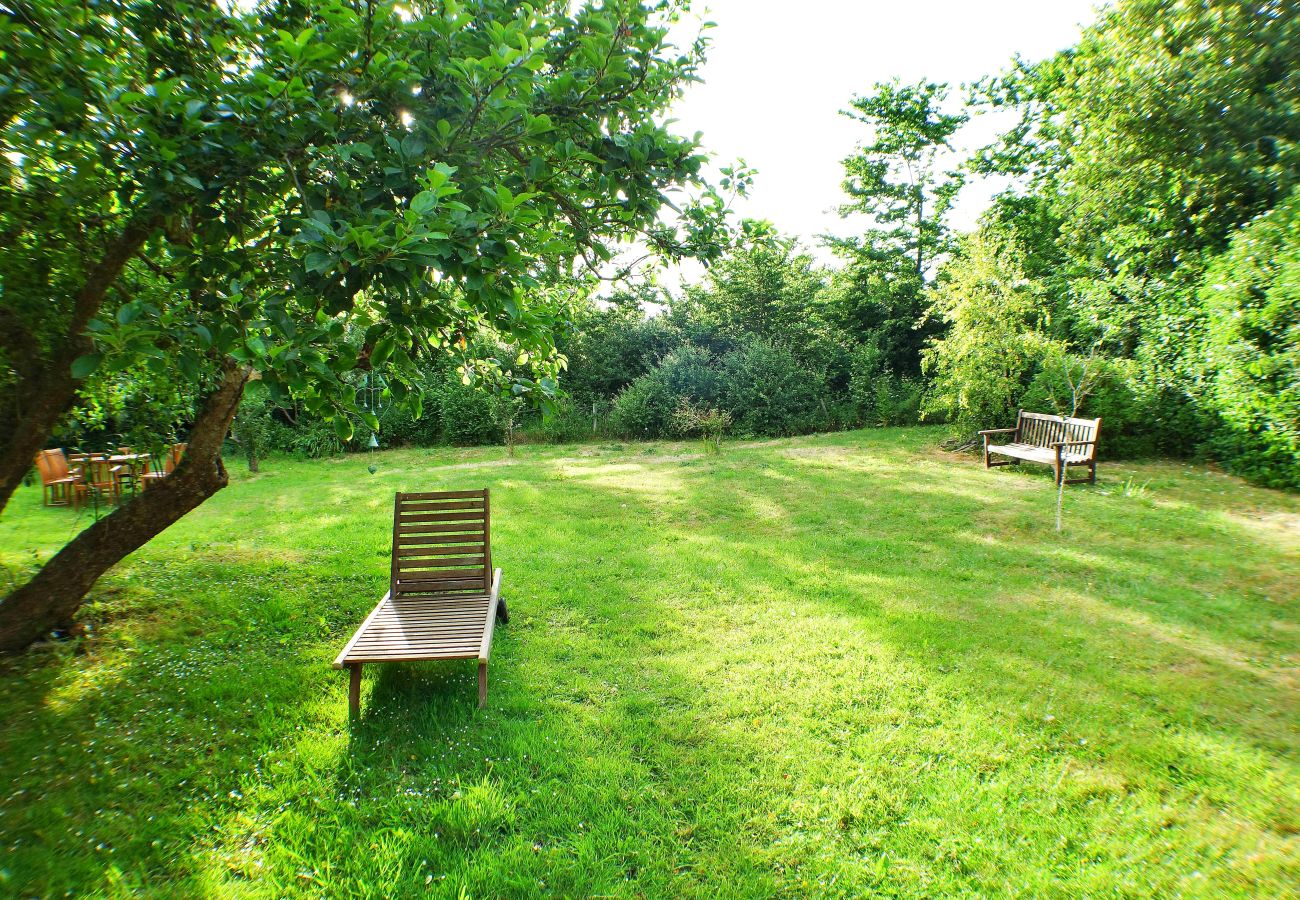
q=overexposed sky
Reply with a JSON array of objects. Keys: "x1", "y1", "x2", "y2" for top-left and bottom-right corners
[{"x1": 660, "y1": 0, "x2": 1102, "y2": 278}]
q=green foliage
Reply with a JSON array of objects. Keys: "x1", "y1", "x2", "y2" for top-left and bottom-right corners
[
  {"x1": 529, "y1": 397, "x2": 593, "y2": 445},
  {"x1": 669, "y1": 400, "x2": 732, "y2": 453},
  {"x1": 286, "y1": 419, "x2": 348, "y2": 460},
  {"x1": 922, "y1": 231, "x2": 1060, "y2": 435},
  {"x1": 673, "y1": 225, "x2": 834, "y2": 364},
  {"x1": 1199, "y1": 189, "x2": 1300, "y2": 488},
  {"x1": 436, "y1": 372, "x2": 504, "y2": 447},
  {"x1": 560, "y1": 287, "x2": 682, "y2": 405},
  {"x1": 849, "y1": 346, "x2": 924, "y2": 428},
  {"x1": 1021, "y1": 354, "x2": 1153, "y2": 457},
  {"x1": 836, "y1": 80, "x2": 967, "y2": 276},
  {"x1": 1, "y1": 0, "x2": 740, "y2": 493},
  {"x1": 608, "y1": 346, "x2": 720, "y2": 439},
  {"x1": 230, "y1": 383, "x2": 277, "y2": 470},
  {"x1": 952, "y1": 0, "x2": 1300, "y2": 479},
  {"x1": 718, "y1": 339, "x2": 826, "y2": 436}
]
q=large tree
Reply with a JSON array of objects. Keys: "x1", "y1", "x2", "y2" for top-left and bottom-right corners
[
  {"x1": 0, "y1": 0, "x2": 736, "y2": 650},
  {"x1": 959, "y1": 0, "x2": 1300, "y2": 459},
  {"x1": 828, "y1": 80, "x2": 966, "y2": 375}
]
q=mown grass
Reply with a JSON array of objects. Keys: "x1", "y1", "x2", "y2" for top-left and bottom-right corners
[{"x1": 1, "y1": 427, "x2": 1297, "y2": 897}]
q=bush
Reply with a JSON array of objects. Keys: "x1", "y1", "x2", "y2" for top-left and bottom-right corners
[
  {"x1": 230, "y1": 383, "x2": 276, "y2": 471},
  {"x1": 608, "y1": 346, "x2": 721, "y2": 438},
  {"x1": 530, "y1": 397, "x2": 593, "y2": 444},
  {"x1": 1197, "y1": 189, "x2": 1300, "y2": 488},
  {"x1": 670, "y1": 399, "x2": 732, "y2": 452},
  {"x1": 436, "y1": 373, "x2": 504, "y2": 446},
  {"x1": 1021, "y1": 353, "x2": 1155, "y2": 458},
  {"x1": 281, "y1": 417, "x2": 347, "y2": 459},
  {"x1": 608, "y1": 371, "x2": 676, "y2": 438},
  {"x1": 718, "y1": 339, "x2": 825, "y2": 436},
  {"x1": 847, "y1": 344, "x2": 923, "y2": 427}
]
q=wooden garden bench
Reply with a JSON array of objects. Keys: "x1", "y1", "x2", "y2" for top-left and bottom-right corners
[
  {"x1": 334, "y1": 489, "x2": 507, "y2": 715},
  {"x1": 980, "y1": 411, "x2": 1101, "y2": 485}
]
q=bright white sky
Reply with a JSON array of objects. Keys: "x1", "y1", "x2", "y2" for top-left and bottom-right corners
[{"x1": 656, "y1": 0, "x2": 1103, "y2": 283}]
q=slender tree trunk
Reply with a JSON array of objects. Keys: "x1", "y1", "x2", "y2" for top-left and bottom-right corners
[
  {"x1": 0, "y1": 360, "x2": 249, "y2": 652},
  {"x1": 0, "y1": 216, "x2": 158, "y2": 514}
]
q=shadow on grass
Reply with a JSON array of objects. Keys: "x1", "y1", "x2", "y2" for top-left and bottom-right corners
[{"x1": 1, "y1": 436, "x2": 1295, "y2": 895}]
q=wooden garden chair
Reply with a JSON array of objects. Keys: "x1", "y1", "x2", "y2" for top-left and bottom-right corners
[
  {"x1": 335, "y1": 489, "x2": 507, "y2": 716},
  {"x1": 141, "y1": 443, "x2": 186, "y2": 489},
  {"x1": 74, "y1": 456, "x2": 123, "y2": 508},
  {"x1": 34, "y1": 449, "x2": 81, "y2": 507}
]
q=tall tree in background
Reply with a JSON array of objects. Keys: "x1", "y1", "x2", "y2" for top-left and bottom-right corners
[
  {"x1": 0, "y1": 0, "x2": 736, "y2": 651},
  {"x1": 829, "y1": 80, "x2": 967, "y2": 375},
  {"x1": 673, "y1": 222, "x2": 832, "y2": 363},
  {"x1": 926, "y1": 0, "x2": 1299, "y2": 478}
]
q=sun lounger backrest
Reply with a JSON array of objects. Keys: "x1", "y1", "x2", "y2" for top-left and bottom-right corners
[{"x1": 391, "y1": 489, "x2": 491, "y2": 598}]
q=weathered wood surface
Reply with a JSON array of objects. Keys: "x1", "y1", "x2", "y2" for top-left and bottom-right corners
[
  {"x1": 336, "y1": 489, "x2": 506, "y2": 716},
  {"x1": 980, "y1": 411, "x2": 1101, "y2": 485}
]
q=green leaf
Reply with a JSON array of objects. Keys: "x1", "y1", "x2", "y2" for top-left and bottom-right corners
[
  {"x1": 410, "y1": 191, "x2": 439, "y2": 215},
  {"x1": 333, "y1": 416, "x2": 354, "y2": 442},
  {"x1": 370, "y1": 334, "x2": 395, "y2": 366},
  {"x1": 70, "y1": 354, "x2": 103, "y2": 379},
  {"x1": 304, "y1": 251, "x2": 333, "y2": 274}
]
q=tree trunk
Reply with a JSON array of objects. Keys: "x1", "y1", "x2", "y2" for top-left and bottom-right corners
[
  {"x1": 0, "y1": 216, "x2": 158, "y2": 514},
  {"x1": 0, "y1": 360, "x2": 249, "y2": 652}
]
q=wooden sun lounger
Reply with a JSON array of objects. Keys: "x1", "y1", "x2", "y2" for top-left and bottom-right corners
[{"x1": 334, "y1": 489, "x2": 508, "y2": 715}]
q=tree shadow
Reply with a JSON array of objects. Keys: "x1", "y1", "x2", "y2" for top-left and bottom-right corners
[{"x1": 1, "y1": 438, "x2": 1295, "y2": 895}]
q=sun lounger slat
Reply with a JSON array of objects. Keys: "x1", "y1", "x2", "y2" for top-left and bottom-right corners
[{"x1": 336, "y1": 489, "x2": 506, "y2": 714}]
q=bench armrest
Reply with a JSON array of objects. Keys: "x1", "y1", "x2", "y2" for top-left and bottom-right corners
[{"x1": 978, "y1": 428, "x2": 1017, "y2": 437}]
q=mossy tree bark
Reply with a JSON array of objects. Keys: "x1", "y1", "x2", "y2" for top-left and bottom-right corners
[{"x1": 0, "y1": 361, "x2": 249, "y2": 652}]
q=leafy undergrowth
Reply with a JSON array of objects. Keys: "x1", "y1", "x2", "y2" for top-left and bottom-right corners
[{"x1": 1, "y1": 428, "x2": 1296, "y2": 897}]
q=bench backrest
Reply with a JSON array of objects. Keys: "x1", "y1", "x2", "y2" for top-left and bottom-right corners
[
  {"x1": 390, "y1": 489, "x2": 492, "y2": 599},
  {"x1": 1016, "y1": 411, "x2": 1100, "y2": 449}
]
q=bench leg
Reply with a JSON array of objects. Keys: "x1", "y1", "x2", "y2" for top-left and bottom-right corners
[
  {"x1": 348, "y1": 663, "x2": 362, "y2": 718},
  {"x1": 477, "y1": 661, "x2": 488, "y2": 708}
]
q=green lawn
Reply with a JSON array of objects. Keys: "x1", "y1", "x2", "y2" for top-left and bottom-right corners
[{"x1": 1, "y1": 427, "x2": 1296, "y2": 897}]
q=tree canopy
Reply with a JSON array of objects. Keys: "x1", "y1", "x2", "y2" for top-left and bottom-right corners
[{"x1": 0, "y1": 0, "x2": 740, "y2": 649}]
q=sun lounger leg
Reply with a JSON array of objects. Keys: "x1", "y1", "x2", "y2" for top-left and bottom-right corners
[
  {"x1": 348, "y1": 663, "x2": 362, "y2": 718},
  {"x1": 477, "y1": 661, "x2": 488, "y2": 708}
]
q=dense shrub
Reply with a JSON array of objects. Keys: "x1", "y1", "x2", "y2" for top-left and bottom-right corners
[
  {"x1": 608, "y1": 368, "x2": 676, "y2": 438},
  {"x1": 1198, "y1": 191, "x2": 1300, "y2": 488},
  {"x1": 608, "y1": 346, "x2": 721, "y2": 438},
  {"x1": 277, "y1": 417, "x2": 347, "y2": 459},
  {"x1": 436, "y1": 374, "x2": 504, "y2": 446},
  {"x1": 847, "y1": 344, "x2": 923, "y2": 428},
  {"x1": 561, "y1": 297, "x2": 681, "y2": 405},
  {"x1": 922, "y1": 231, "x2": 1060, "y2": 436},
  {"x1": 1020, "y1": 354, "x2": 1154, "y2": 457},
  {"x1": 718, "y1": 339, "x2": 825, "y2": 436},
  {"x1": 529, "y1": 397, "x2": 593, "y2": 444}
]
